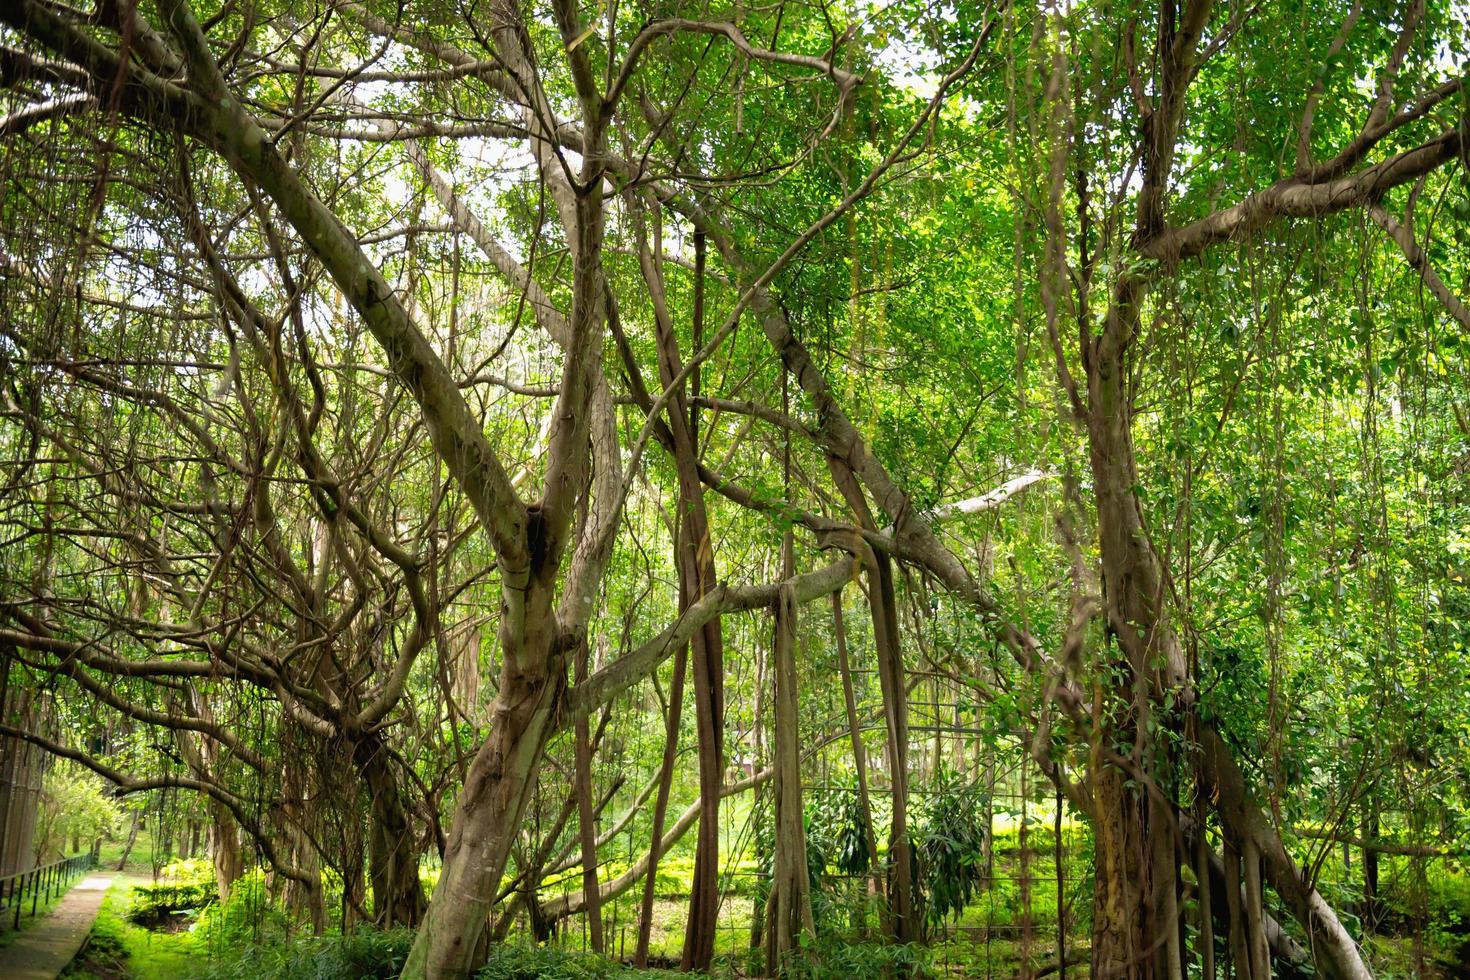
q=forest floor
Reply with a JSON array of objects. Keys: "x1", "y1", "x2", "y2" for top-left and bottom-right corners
[
  {"x1": 0, "y1": 872, "x2": 115, "y2": 980},
  {"x1": 40, "y1": 820, "x2": 1469, "y2": 979},
  {"x1": 60, "y1": 875, "x2": 195, "y2": 980}
]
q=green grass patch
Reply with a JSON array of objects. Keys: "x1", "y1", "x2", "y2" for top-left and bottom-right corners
[
  {"x1": 193, "y1": 926, "x2": 414, "y2": 980},
  {"x1": 475, "y1": 944, "x2": 685, "y2": 979},
  {"x1": 68, "y1": 875, "x2": 197, "y2": 980}
]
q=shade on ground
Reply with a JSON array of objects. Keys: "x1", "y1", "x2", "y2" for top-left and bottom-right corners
[{"x1": 0, "y1": 872, "x2": 115, "y2": 980}]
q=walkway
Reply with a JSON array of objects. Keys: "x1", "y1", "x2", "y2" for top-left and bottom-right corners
[{"x1": 0, "y1": 872, "x2": 115, "y2": 979}]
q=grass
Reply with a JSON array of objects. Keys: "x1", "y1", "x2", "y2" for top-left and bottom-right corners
[
  {"x1": 6, "y1": 820, "x2": 177, "y2": 963},
  {"x1": 7, "y1": 815, "x2": 180, "y2": 951},
  {"x1": 46, "y1": 818, "x2": 1470, "y2": 979},
  {"x1": 63, "y1": 875, "x2": 197, "y2": 980},
  {"x1": 96, "y1": 824, "x2": 169, "y2": 877}
]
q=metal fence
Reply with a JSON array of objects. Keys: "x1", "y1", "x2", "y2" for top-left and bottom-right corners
[
  {"x1": 0, "y1": 852, "x2": 96, "y2": 930},
  {"x1": 547, "y1": 693, "x2": 1089, "y2": 978}
]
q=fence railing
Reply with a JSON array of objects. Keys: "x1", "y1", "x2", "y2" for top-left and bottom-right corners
[{"x1": 0, "y1": 852, "x2": 96, "y2": 930}]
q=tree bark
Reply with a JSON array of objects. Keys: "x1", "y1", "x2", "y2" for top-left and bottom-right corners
[
  {"x1": 766, "y1": 535, "x2": 816, "y2": 973},
  {"x1": 1083, "y1": 290, "x2": 1186, "y2": 979},
  {"x1": 573, "y1": 636, "x2": 605, "y2": 952},
  {"x1": 627, "y1": 197, "x2": 727, "y2": 972},
  {"x1": 1200, "y1": 728, "x2": 1372, "y2": 980},
  {"x1": 404, "y1": 634, "x2": 566, "y2": 977},
  {"x1": 353, "y1": 733, "x2": 428, "y2": 928},
  {"x1": 832, "y1": 590, "x2": 882, "y2": 915},
  {"x1": 117, "y1": 808, "x2": 142, "y2": 872},
  {"x1": 0, "y1": 682, "x2": 49, "y2": 877},
  {"x1": 635, "y1": 646, "x2": 687, "y2": 966},
  {"x1": 1362, "y1": 806, "x2": 1380, "y2": 927},
  {"x1": 208, "y1": 797, "x2": 244, "y2": 904},
  {"x1": 829, "y1": 462, "x2": 916, "y2": 943}
]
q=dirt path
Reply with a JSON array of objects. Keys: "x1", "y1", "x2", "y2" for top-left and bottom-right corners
[{"x1": 0, "y1": 872, "x2": 116, "y2": 980}]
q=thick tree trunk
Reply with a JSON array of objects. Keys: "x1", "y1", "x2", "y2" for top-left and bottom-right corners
[
  {"x1": 1082, "y1": 318, "x2": 1201, "y2": 979},
  {"x1": 353, "y1": 733, "x2": 427, "y2": 928},
  {"x1": 208, "y1": 797, "x2": 244, "y2": 903},
  {"x1": 403, "y1": 646, "x2": 565, "y2": 978},
  {"x1": 1090, "y1": 766, "x2": 1165, "y2": 977}
]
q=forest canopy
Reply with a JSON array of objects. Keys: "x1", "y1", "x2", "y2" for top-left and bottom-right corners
[{"x1": 0, "y1": 0, "x2": 1467, "y2": 977}]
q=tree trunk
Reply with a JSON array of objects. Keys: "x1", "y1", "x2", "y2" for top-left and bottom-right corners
[
  {"x1": 117, "y1": 808, "x2": 142, "y2": 872},
  {"x1": 829, "y1": 462, "x2": 916, "y2": 943},
  {"x1": 209, "y1": 797, "x2": 244, "y2": 903},
  {"x1": 354, "y1": 733, "x2": 427, "y2": 928},
  {"x1": 633, "y1": 224, "x2": 726, "y2": 972},
  {"x1": 682, "y1": 567, "x2": 725, "y2": 974},
  {"x1": 1084, "y1": 314, "x2": 1185, "y2": 979},
  {"x1": 276, "y1": 731, "x2": 326, "y2": 933},
  {"x1": 832, "y1": 590, "x2": 882, "y2": 916},
  {"x1": 1194, "y1": 817, "x2": 1215, "y2": 980},
  {"x1": 1200, "y1": 728, "x2": 1372, "y2": 980},
  {"x1": 766, "y1": 538, "x2": 816, "y2": 973},
  {"x1": 635, "y1": 646, "x2": 687, "y2": 966},
  {"x1": 573, "y1": 636, "x2": 604, "y2": 952},
  {"x1": 402, "y1": 641, "x2": 565, "y2": 978},
  {"x1": 1361, "y1": 806, "x2": 1379, "y2": 928}
]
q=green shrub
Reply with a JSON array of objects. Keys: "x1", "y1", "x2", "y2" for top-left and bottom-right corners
[
  {"x1": 127, "y1": 858, "x2": 222, "y2": 925},
  {"x1": 913, "y1": 770, "x2": 989, "y2": 930},
  {"x1": 193, "y1": 871, "x2": 290, "y2": 954},
  {"x1": 196, "y1": 926, "x2": 414, "y2": 980},
  {"x1": 1426, "y1": 866, "x2": 1470, "y2": 934},
  {"x1": 773, "y1": 937, "x2": 934, "y2": 980},
  {"x1": 86, "y1": 879, "x2": 197, "y2": 979},
  {"x1": 160, "y1": 858, "x2": 218, "y2": 885},
  {"x1": 475, "y1": 945, "x2": 678, "y2": 980},
  {"x1": 127, "y1": 880, "x2": 218, "y2": 924}
]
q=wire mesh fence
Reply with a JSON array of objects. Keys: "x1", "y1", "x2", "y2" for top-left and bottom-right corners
[{"x1": 543, "y1": 703, "x2": 1092, "y2": 977}]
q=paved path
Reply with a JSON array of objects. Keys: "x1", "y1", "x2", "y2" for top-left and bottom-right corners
[{"x1": 0, "y1": 872, "x2": 115, "y2": 979}]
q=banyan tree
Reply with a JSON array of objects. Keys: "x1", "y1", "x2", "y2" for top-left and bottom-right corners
[{"x1": 0, "y1": 0, "x2": 1467, "y2": 977}]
